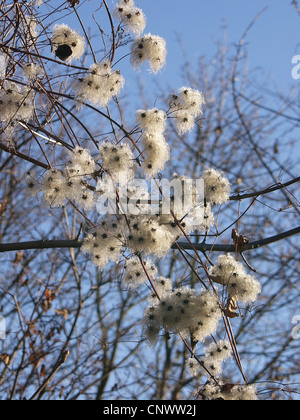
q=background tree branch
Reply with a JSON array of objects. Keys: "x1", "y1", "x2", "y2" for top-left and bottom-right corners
[
  {"x1": 0, "y1": 0, "x2": 299, "y2": 401},
  {"x1": 0, "y1": 226, "x2": 299, "y2": 254}
]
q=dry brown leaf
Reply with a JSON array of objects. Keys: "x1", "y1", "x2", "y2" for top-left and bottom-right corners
[
  {"x1": 55, "y1": 308, "x2": 68, "y2": 320},
  {"x1": 45, "y1": 289, "x2": 56, "y2": 301},
  {"x1": 14, "y1": 251, "x2": 23, "y2": 266},
  {"x1": 67, "y1": 0, "x2": 80, "y2": 6},
  {"x1": 224, "y1": 296, "x2": 239, "y2": 318},
  {"x1": 210, "y1": 274, "x2": 226, "y2": 286},
  {"x1": 0, "y1": 353, "x2": 10, "y2": 364},
  {"x1": 40, "y1": 364, "x2": 46, "y2": 378},
  {"x1": 232, "y1": 229, "x2": 250, "y2": 252},
  {"x1": 221, "y1": 383, "x2": 235, "y2": 394},
  {"x1": 59, "y1": 387, "x2": 65, "y2": 399},
  {"x1": 0, "y1": 198, "x2": 7, "y2": 214}
]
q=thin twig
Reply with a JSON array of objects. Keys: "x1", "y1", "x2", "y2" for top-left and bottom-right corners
[
  {"x1": 103, "y1": 0, "x2": 116, "y2": 63},
  {"x1": 73, "y1": 6, "x2": 97, "y2": 64},
  {"x1": 28, "y1": 350, "x2": 70, "y2": 400},
  {"x1": 230, "y1": 177, "x2": 300, "y2": 201},
  {"x1": 0, "y1": 141, "x2": 51, "y2": 170}
]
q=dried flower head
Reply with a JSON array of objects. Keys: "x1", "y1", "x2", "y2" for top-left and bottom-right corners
[
  {"x1": 143, "y1": 288, "x2": 221, "y2": 344},
  {"x1": 131, "y1": 34, "x2": 167, "y2": 74},
  {"x1": 82, "y1": 223, "x2": 124, "y2": 269},
  {"x1": 169, "y1": 87, "x2": 205, "y2": 135},
  {"x1": 123, "y1": 257, "x2": 157, "y2": 290},
  {"x1": 141, "y1": 132, "x2": 170, "y2": 177},
  {"x1": 200, "y1": 383, "x2": 258, "y2": 401},
  {"x1": 74, "y1": 61, "x2": 124, "y2": 108},
  {"x1": 51, "y1": 24, "x2": 85, "y2": 62},
  {"x1": 98, "y1": 141, "x2": 135, "y2": 181},
  {"x1": 114, "y1": 0, "x2": 146, "y2": 36},
  {"x1": 0, "y1": 82, "x2": 35, "y2": 124},
  {"x1": 209, "y1": 254, "x2": 262, "y2": 303},
  {"x1": 203, "y1": 168, "x2": 231, "y2": 205}
]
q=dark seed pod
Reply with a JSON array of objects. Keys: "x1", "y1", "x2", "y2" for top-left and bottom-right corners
[
  {"x1": 55, "y1": 44, "x2": 73, "y2": 61},
  {"x1": 67, "y1": 0, "x2": 80, "y2": 7}
]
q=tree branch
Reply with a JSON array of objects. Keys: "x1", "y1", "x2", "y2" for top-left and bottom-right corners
[
  {"x1": 230, "y1": 177, "x2": 300, "y2": 201},
  {"x1": 175, "y1": 227, "x2": 300, "y2": 253},
  {"x1": 0, "y1": 227, "x2": 299, "y2": 254},
  {"x1": 28, "y1": 350, "x2": 70, "y2": 401},
  {"x1": 0, "y1": 142, "x2": 50, "y2": 170}
]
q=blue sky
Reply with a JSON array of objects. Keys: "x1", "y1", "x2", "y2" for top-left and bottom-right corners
[
  {"x1": 70, "y1": 0, "x2": 300, "y2": 108},
  {"x1": 139, "y1": 0, "x2": 300, "y2": 89}
]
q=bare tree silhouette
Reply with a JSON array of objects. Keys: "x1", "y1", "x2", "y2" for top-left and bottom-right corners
[{"x1": 0, "y1": 0, "x2": 299, "y2": 400}]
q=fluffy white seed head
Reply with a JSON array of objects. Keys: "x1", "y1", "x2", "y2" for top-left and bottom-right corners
[
  {"x1": 74, "y1": 189, "x2": 95, "y2": 210},
  {"x1": 143, "y1": 288, "x2": 221, "y2": 343},
  {"x1": 74, "y1": 61, "x2": 124, "y2": 108},
  {"x1": 203, "y1": 168, "x2": 231, "y2": 205},
  {"x1": 123, "y1": 257, "x2": 157, "y2": 290},
  {"x1": 176, "y1": 87, "x2": 205, "y2": 117},
  {"x1": 209, "y1": 254, "x2": 244, "y2": 285},
  {"x1": 204, "y1": 339, "x2": 232, "y2": 365},
  {"x1": 156, "y1": 213, "x2": 193, "y2": 241},
  {"x1": 98, "y1": 141, "x2": 135, "y2": 181},
  {"x1": 82, "y1": 223, "x2": 124, "y2": 269},
  {"x1": 136, "y1": 108, "x2": 167, "y2": 134},
  {"x1": 38, "y1": 149, "x2": 98, "y2": 210},
  {"x1": 120, "y1": 179, "x2": 151, "y2": 215},
  {"x1": 201, "y1": 383, "x2": 259, "y2": 401},
  {"x1": 51, "y1": 24, "x2": 85, "y2": 62},
  {"x1": 142, "y1": 306, "x2": 162, "y2": 345},
  {"x1": 175, "y1": 110, "x2": 196, "y2": 135},
  {"x1": 148, "y1": 276, "x2": 172, "y2": 302},
  {"x1": 23, "y1": 15, "x2": 39, "y2": 45},
  {"x1": 189, "y1": 291, "x2": 222, "y2": 342},
  {"x1": 26, "y1": 171, "x2": 41, "y2": 197},
  {"x1": 41, "y1": 169, "x2": 67, "y2": 207},
  {"x1": 200, "y1": 383, "x2": 223, "y2": 400},
  {"x1": 136, "y1": 109, "x2": 169, "y2": 176},
  {"x1": 189, "y1": 342, "x2": 231, "y2": 381},
  {"x1": 228, "y1": 273, "x2": 262, "y2": 304},
  {"x1": 142, "y1": 132, "x2": 170, "y2": 177},
  {"x1": 23, "y1": 63, "x2": 43, "y2": 81},
  {"x1": 169, "y1": 87, "x2": 205, "y2": 136},
  {"x1": 198, "y1": 358, "x2": 223, "y2": 378},
  {"x1": 113, "y1": 0, "x2": 146, "y2": 36},
  {"x1": 131, "y1": 34, "x2": 167, "y2": 74},
  {"x1": 127, "y1": 216, "x2": 174, "y2": 258},
  {"x1": 186, "y1": 203, "x2": 215, "y2": 232},
  {"x1": 209, "y1": 254, "x2": 262, "y2": 303},
  {"x1": 66, "y1": 146, "x2": 96, "y2": 177},
  {"x1": 0, "y1": 82, "x2": 35, "y2": 123},
  {"x1": 229, "y1": 384, "x2": 259, "y2": 401},
  {"x1": 187, "y1": 357, "x2": 202, "y2": 377}
]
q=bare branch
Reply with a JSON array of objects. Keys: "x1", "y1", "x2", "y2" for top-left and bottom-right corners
[
  {"x1": 0, "y1": 227, "x2": 299, "y2": 254},
  {"x1": 230, "y1": 177, "x2": 300, "y2": 201},
  {"x1": 28, "y1": 350, "x2": 70, "y2": 401}
]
